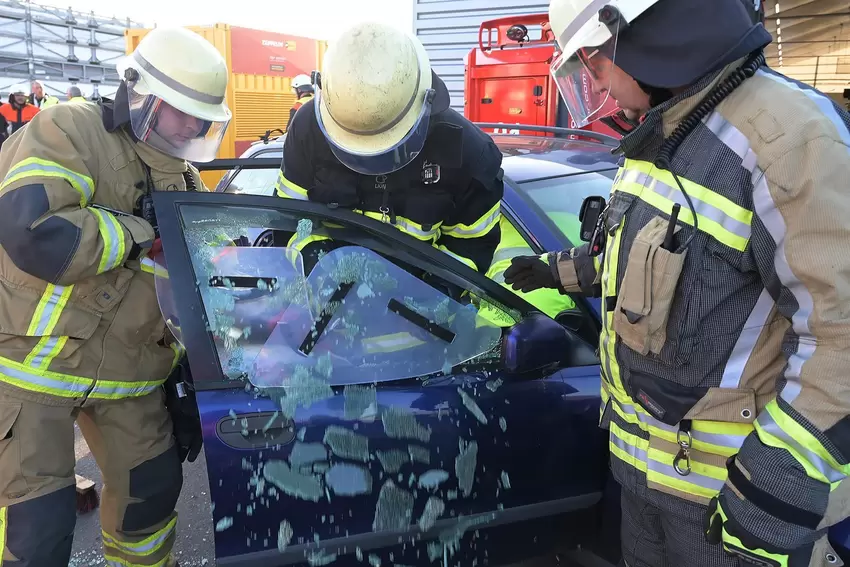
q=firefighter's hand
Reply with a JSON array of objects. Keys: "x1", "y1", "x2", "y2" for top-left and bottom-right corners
[{"x1": 503, "y1": 255, "x2": 557, "y2": 293}]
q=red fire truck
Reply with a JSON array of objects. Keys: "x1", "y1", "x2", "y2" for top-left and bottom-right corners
[{"x1": 464, "y1": 13, "x2": 622, "y2": 140}]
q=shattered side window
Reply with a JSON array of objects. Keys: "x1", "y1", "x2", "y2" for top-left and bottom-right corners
[{"x1": 174, "y1": 203, "x2": 516, "y2": 384}]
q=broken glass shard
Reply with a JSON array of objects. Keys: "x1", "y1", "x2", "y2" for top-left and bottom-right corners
[
  {"x1": 455, "y1": 439, "x2": 478, "y2": 497},
  {"x1": 382, "y1": 407, "x2": 431, "y2": 442},
  {"x1": 307, "y1": 550, "x2": 337, "y2": 566},
  {"x1": 263, "y1": 460, "x2": 324, "y2": 502},
  {"x1": 500, "y1": 470, "x2": 512, "y2": 490},
  {"x1": 215, "y1": 516, "x2": 233, "y2": 532},
  {"x1": 417, "y1": 496, "x2": 445, "y2": 532},
  {"x1": 457, "y1": 387, "x2": 488, "y2": 425},
  {"x1": 372, "y1": 480, "x2": 414, "y2": 532},
  {"x1": 408, "y1": 445, "x2": 430, "y2": 465},
  {"x1": 325, "y1": 463, "x2": 372, "y2": 496},
  {"x1": 277, "y1": 520, "x2": 293, "y2": 552},
  {"x1": 418, "y1": 469, "x2": 449, "y2": 491},
  {"x1": 499, "y1": 416, "x2": 507, "y2": 432},
  {"x1": 344, "y1": 384, "x2": 377, "y2": 421},
  {"x1": 376, "y1": 449, "x2": 409, "y2": 474},
  {"x1": 485, "y1": 378, "x2": 503, "y2": 392},
  {"x1": 368, "y1": 554, "x2": 381, "y2": 567},
  {"x1": 277, "y1": 369, "x2": 334, "y2": 419},
  {"x1": 323, "y1": 425, "x2": 369, "y2": 462},
  {"x1": 288, "y1": 442, "x2": 329, "y2": 468}
]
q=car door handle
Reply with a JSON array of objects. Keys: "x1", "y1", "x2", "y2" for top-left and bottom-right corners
[{"x1": 216, "y1": 412, "x2": 296, "y2": 450}]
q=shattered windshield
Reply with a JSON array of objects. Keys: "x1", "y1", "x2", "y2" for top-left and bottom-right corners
[{"x1": 172, "y1": 203, "x2": 517, "y2": 385}]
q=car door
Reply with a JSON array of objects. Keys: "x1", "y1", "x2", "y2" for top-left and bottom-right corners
[{"x1": 154, "y1": 190, "x2": 608, "y2": 567}]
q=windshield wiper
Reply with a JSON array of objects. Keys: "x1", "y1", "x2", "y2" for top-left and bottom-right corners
[
  {"x1": 388, "y1": 298, "x2": 456, "y2": 343},
  {"x1": 299, "y1": 281, "x2": 355, "y2": 356}
]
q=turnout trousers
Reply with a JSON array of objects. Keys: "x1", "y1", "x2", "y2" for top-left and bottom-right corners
[{"x1": 0, "y1": 388, "x2": 182, "y2": 566}]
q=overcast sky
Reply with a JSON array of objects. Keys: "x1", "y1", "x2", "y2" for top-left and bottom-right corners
[{"x1": 68, "y1": 0, "x2": 413, "y2": 39}]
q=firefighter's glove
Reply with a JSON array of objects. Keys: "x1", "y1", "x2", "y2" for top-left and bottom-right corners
[
  {"x1": 504, "y1": 255, "x2": 558, "y2": 293},
  {"x1": 163, "y1": 355, "x2": 203, "y2": 463},
  {"x1": 704, "y1": 457, "x2": 838, "y2": 567}
]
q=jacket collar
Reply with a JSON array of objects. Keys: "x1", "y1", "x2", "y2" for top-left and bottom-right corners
[{"x1": 617, "y1": 58, "x2": 747, "y2": 161}]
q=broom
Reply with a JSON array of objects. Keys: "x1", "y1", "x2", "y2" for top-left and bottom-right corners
[{"x1": 75, "y1": 474, "x2": 99, "y2": 514}]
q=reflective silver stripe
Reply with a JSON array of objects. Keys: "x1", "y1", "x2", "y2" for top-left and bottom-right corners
[
  {"x1": 756, "y1": 411, "x2": 846, "y2": 483},
  {"x1": 31, "y1": 285, "x2": 69, "y2": 335},
  {"x1": 276, "y1": 172, "x2": 308, "y2": 200},
  {"x1": 752, "y1": 169, "x2": 814, "y2": 404},
  {"x1": 396, "y1": 218, "x2": 438, "y2": 240},
  {"x1": 443, "y1": 207, "x2": 501, "y2": 238},
  {"x1": 612, "y1": 397, "x2": 749, "y2": 450},
  {"x1": 4, "y1": 162, "x2": 94, "y2": 204},
  {"x1": 99, "y1": 209, "x2": 123, "y2": 272},
  {"x1": 719, "y1": 288, "x2": 775, "y2": 388},
  {"x1": 90, "y1": 380, "x2": 164, "y2": 398},
  {"x1": 102, "y1": 516, "x2": 176, "y2": 555},
  {"x1": 133, "y1": 51, "x2": 225, "y2": 105},
  {"x1": 703, "y1": 112, "x2": 760, "y2": 173},
  {"x1": 610, "y1": 429, "x2": 648, "y2": 462},
  {"x1": 625, "y1": 170, "x2": 751, "y2": 241},
  {"x1": 28, "y1": 336, "x2": 60, "y2": 368},
  {"x1": 757, "y1": 69, "x2": 850, "y2": 148},
  {"x1": 646, "y1": 453, "x2": 726, "y2": 492},
  {"x1": 0, "y1": 363, "x2": 91, "y2": 395},
  {"x1": 491, "y1": 246, "x2": 528, "y2": 265}
]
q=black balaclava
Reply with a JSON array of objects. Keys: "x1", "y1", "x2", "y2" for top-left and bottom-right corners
[{"x1": 614, "y1": 0, "x2": 772, "y2": 98}]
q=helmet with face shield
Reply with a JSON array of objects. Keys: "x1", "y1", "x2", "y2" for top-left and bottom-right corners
[
  {"x1": 548, "y1": 0, "x2": 658, "y2": 127},
  {"x1": 313, "y1": 21, "x2": 446, "y2": 176},
  {"x1": 117, "y1": 27, "x2": 232, "y2": 162}
]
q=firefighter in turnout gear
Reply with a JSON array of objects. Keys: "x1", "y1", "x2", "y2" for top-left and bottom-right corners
[
  {"x1": 0, "y1": 26, "x2": 231, "y2": 567},
  {"x1": 288, "y1": 73, "x2": 314, "y2": 125},
  {"x1": 277, "y1": 21, "x2": 504, "y2": 274},
  {"x1": 505, "y1": 0, "x2": 850, "y2": 565}
]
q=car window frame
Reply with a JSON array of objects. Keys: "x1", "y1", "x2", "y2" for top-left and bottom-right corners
[
  {"x1": 217, "y1": 147, "x2": 283, "y2": 195},
  {"x1": 154, "y1": 190, "x2": 545, "y2": 391}
]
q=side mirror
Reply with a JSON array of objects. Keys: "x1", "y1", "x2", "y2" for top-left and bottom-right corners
[{"x1": 501, "y1": 312, "x2": 571, "y2": 374}]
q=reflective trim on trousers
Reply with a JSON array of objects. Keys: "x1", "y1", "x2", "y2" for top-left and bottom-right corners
[
  {"x1": 102, "y1": 516, "x2": 177, "y2": 557},
  {"x1": 1, "y1": 157, "x2": 95, "y2": 206},
  {"x1": 275, "y1": 170, "x2": 308, "y2": 200},
  {"x1": 88, "y1": 379, "x2": 167, "y2": 400},
  {"x1": 26, "y1": 284, "x2": 73, "y2": 336},
  {"x1": 0, "y1": 357, "x2": 92, "y2": 397},
  {"x1": 755, "y1": 401, "x2": 848, "y2": 485},
  {"x1": 441, "y1": 203, "x2": 501, "y2": 239},
  {"x1": 89, "y1": 207, "x2": 128, "y2": 274}
]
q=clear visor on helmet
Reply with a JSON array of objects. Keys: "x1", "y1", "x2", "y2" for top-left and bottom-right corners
[
  {"x1": 314, "y1": 86, "x2": 435, "y2": 176},
  {"x1": 550, "y1": 22, "x2": 619, "y2": 128},
  {"x1": 127, "y1": 82, "x2": 229, "y2": 162}
]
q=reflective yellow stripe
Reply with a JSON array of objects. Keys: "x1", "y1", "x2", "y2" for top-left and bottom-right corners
[
  {"x1": 23, "y1": 335, "x2": 68, "y2": 370},
  {"x1": 105, "y1": 556, "x2": 171, "y2": 567},
  {"x1": 358, "y1": 210, "x2": 440, "y2": 242},
  {"x1": 714, "y1": 505, "x2": 789, "y2": 564},
  {"x1": 441, "y1": 203, "x2": 501, "y2": 239},
  {"x1": 0, "y1": 157, "x2": 95, "y2": 207},
  {"x1": 615, "y1": 160, "x2": 753, "y2": 252},
  {"x1": 0, "y1": 355, "x2": 93, "y2": 397},
  {"x1": 140, "y1": 257, "x2": 169, "y2": 278},
  {"x1": 170, "y1": 343, "x2": 184, "y2": 370},
  {"x1": 26, "y1": 284, "x2": 73, "y2": 336},
  {"x1": 89, "y1": 207, "x2": 127, "y2": 274},
  {"x1": 88, "y1": 378, "x2": 167, "y2": 400},
  {"x1": 437, "y1": 245, "x2": 477, "y2": 271},
  {"x1": 275, "y1": 170, "x2": 308, "y2": 200},
  {"x1": 362, "y1": 332, "x2": 426, "y2": 354},
  {"x1": 102, "y1": 516, "x2": 177, "y2": 557},
  {"x1": 0, "y1": 506, "x2": 7, "y2": 565},
  {"x1": 755, "y1": 400, "x2": 848, "y2": 486},
  {"x1": 600, "y1": 211, "x2": 625, "y2": 394}
]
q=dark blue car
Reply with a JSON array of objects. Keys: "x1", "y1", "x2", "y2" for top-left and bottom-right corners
[{"x1": 153, "y1": 125, "x2": 850, "y2": 567}]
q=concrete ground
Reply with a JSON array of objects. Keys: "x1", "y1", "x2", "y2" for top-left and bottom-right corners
[{"x1": 70, "y1": 424, "x2": 216, "y2": 567}]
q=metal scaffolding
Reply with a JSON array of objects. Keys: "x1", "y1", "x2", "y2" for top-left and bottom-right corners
[{"x1": 0, "y1": 0, "x2": 143, "y2": 99}]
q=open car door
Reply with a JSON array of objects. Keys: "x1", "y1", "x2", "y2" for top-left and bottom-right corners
[{"x1": 153, "y1": 189, "x2": 608, "y2": 566}]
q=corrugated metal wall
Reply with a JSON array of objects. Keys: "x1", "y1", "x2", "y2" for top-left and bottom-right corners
[{"x1": 413, "y1": 0, "x2": 548, "y2": 111}]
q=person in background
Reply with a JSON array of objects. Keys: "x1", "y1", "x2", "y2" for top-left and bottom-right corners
[
  {"x1": 66, "y1": 85, "x2": 88, "y2": 104},
  {"x1": 0, "y1": 26, "x2": 231, "y2": 567},
  {"x1": 0, "y1": 89, "x2": 39, "y2": 134},
  {"x1": 288, "y1": 74, "x2": 314, "y2": 126},
  {"x1": 29, "y1": 80, "x2": 58, "y2": 109}
]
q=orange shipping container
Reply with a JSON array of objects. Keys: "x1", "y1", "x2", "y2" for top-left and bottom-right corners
[{"x1": 125, "y1": 24, "x2": 327, "y2": 188}]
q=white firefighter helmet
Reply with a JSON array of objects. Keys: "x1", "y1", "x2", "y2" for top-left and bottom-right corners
[
  {"x1": 548, "y1": 0, "x2": 658, "y2": 126},
  {"x1": 313, "y1": 21, "x2": 449, "y2": 175},
  {"x1": 292, "y1": 74, "x2": 312, "y2": 90},
  {"x1": 117, "y1": 26, "x2": 232, "y2": 162}
]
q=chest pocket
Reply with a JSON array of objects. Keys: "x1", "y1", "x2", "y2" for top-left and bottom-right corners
[{"x1": 395, "y1": 158, "x2": 459, "y2": 227}]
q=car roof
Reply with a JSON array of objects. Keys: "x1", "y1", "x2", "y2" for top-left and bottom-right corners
[{"x1": 239, "y1": 133, "x2": 621, "y2": 183}]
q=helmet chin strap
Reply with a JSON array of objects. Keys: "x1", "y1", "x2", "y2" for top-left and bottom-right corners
[{"x1": 635, "y1": 78, "x2": 674, "y2": 108}]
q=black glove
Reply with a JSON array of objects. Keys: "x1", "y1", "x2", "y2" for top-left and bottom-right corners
[
  {"x1": 163, "y1": 355, "x2": 203, "y2": 463},
  {"x1": 503, "y1": 255, "x2": 558, "y2": 293}
]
